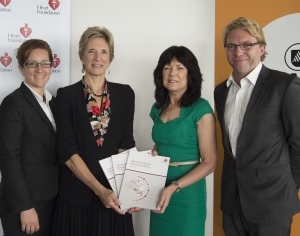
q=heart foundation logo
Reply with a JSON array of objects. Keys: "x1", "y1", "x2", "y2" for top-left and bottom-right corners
[
  {"x1": 48, "y1": 0, "x2": 60, "y2": 10},
  {"x1": 0, "y1": 52, "x2": 12, "y2": 67},
  {"x1": 52, "y1": 54, "x2": 60, "y2": 68},
  {"x1": 0, "y1": 0, "x2": 11, "y2": 7},
  {"x1": 20, "y1": 23, "x2": 32, "y2": 38}
]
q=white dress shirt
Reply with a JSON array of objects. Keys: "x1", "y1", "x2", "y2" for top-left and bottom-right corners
[
  {"x1": 24, "y1": 82, "x2": 56, "y2": 132},
  {"x1": 224, "y1": 62, "x2": 262, "y2": 158}
]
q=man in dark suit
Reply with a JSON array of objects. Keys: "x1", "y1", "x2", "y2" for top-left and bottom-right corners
[
  {"x1": 214, "y1": 17, "x2": 300, "y2": 236},
  {"x1": 0, "y1": 39, "x2": 58, "y2": 236}
]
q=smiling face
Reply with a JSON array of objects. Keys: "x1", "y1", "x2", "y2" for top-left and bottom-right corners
[
  {"x1": 80, "y1": 37, "x2": 110, "y2": 78},
  {"x1": 19, "y1": 48, "x2": 52, "y2": 94},
  {"x1": 162, "y1": 58, "x2": 188, "y2": 95},
  {"x1": 225, "y1": 28, "x2": 265, "y2": 82}
]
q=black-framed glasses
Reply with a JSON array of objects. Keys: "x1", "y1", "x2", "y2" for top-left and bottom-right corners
[
  {"x1": 22, "y1": 61, "x2": 52, "y2": 68},
  {"x1": 224, "y1": 42, "x2": 260, "y2": 51}
]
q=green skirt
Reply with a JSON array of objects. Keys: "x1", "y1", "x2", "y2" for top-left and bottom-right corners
[{"x1": 149, "y1": 165, "x2": 207, "y2": 236}]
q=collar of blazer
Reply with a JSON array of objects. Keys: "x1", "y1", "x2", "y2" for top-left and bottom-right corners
[
  {"x1": 20, "y1": 82, "x2": 56, "y2": 135},
  {"x1": 239, "y1": 65, "x2": 270, "y2": 135},
  {"x1": 216, "y1": 65, "x2": 271, "y2": 160}
]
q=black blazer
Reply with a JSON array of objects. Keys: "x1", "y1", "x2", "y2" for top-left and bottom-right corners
[
  {"x1": 54, "y1": 80, "x2": 135, "y2": 207},
  {"x1": 0, "y1": 82, "x2": 59, "y2": 215},
  {"x1": 214, "y1": 65, "x2": 300, "y2": 223}
]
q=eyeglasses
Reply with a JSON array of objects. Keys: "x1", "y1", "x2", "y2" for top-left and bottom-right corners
[
  {"x1": 22, "y1": 61, "x2": 52, "y2": 68},
  {"x1": 224, "y1": 42, "x2": 261, "y2": 51}
]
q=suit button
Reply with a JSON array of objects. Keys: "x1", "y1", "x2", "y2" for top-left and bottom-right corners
[
  {"x1": 53, "y1": 162, "x2": 57, "y2": 166},
  {"x1": 236, "y1": 168, "x2": 239, "y2": 171}
]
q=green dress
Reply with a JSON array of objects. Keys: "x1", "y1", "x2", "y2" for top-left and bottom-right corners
[{"x1": 149, "y1": 98, "x2": 214, "y2": 236}]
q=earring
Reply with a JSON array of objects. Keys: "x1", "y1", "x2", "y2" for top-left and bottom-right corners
[
  {"x1": 81, "y1": 65, "x2": 85, "y2": 73},
  {"x1": 108, "y1": 66, "x2": 110, "y2": 74}
]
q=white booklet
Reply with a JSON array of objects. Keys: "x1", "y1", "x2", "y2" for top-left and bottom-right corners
[
  {"x1": 99, "y1": 157, "x2": 118, "y2": 195},
  {"x1": 111, "y1": 147, "x2": 137, "y2": 196},
  {"x1": 111, "y1": 147, "x2": 137, "y2": 212},
  {"x1": 119, "y1": 150, "x2": 170, "y2": 210}
]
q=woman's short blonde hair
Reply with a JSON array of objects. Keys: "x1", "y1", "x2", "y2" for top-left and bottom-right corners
[
  {"x1": 222, "y1": 17, "x2": 267, "y2": 61},
  {"x1": 78, "y1": 26, "x2": 114, "y2": 62}
]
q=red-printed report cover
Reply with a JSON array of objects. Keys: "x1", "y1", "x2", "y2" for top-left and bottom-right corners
[{"x1": 119, "y1": 150, "x2": 170, "y2": 210}]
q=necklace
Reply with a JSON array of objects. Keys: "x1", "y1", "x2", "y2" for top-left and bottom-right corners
[
  {"x1": 165, "y1": 104, "x2": 179, "y2": 114},
  {"x1": 92, "y1": 92, "x2": 104, "y2": 97}
]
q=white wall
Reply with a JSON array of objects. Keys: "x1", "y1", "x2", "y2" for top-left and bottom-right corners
[{"x1": 70, "y1": 1, "x2": 215, "y2": 236}]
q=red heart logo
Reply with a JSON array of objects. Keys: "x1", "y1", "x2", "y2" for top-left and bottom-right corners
[
  {"x1": 164, "y1": 159, "x2": 167, "y2": 162},
  {"x1": 52, "y1": 54, "x2": 60, "y2": 68},
  {"x1": 0, "y1": 52, "x2": 12, "y2": 67},
  {"x1": 0, "y1": 0, "x2": 11, "y2": 7},
  {"x1": 20, "y1": 23, "x2": 32, "y2": 38},
  {"x1": 48, "y1": 0, "x2": 60, "y2": 10}
]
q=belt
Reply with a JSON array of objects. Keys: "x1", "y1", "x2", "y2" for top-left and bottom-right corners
[{"x1": 169, "y1": 160, "x2": 200, "y2": 167}]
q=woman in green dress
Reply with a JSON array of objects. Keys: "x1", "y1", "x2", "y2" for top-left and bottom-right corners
[{"x1": 149, "y1": 46, "x2": 217, "y2": 236}]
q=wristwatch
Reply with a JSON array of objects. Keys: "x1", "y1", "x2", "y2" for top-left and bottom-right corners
[{"x1": 171, "y1": 180, "x2": 181, "y2": 192}]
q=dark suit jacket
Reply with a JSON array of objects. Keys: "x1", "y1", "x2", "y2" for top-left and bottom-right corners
[
  {"x1": 54, "y1": 80, "x2": 135, "y2": 207},
  {"x1": 214, "y1": 65, "x2": 300, "y2": 223},
  {"x1": 0, "y1": 82, "x2": 59, "y2": 215}
]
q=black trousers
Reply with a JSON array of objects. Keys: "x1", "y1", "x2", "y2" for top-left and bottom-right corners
[
  {"x1": 223, "y1": 195, "x2": 292, "y2": 236},
  {"x1": 1, "y1": 198, "x2": 55, "y2": 236}
]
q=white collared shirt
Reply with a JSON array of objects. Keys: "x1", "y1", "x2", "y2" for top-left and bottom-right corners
[
  {"x1": 224, "y1": 62, "x2": 262, "y2": 158},
  {"x1": 24, "y1": 82, "x2": 56, "y2": 132}
]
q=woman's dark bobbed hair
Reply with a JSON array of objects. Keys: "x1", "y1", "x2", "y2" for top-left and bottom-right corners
[{"x1": 153, "y1": 46, "x2": 203, "y2": 109}]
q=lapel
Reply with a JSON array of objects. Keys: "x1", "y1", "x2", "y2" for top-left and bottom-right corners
[
  {"x1": 217, "y1": 81, "x2": 234, "y2": 159},
  {"x1": 49, "y1": 97, "x2": 55, "y2": 114},
  {"x1": 20, "y1": 82, "x2": 55, "y2": 135},
  {"x1": 238, "y1": 65, "x2": 270, "y2": 137}
]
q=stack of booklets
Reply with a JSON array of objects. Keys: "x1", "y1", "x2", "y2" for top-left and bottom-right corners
[{"x1": 99, "y1": 148, "x2": 170, "y2": 211}]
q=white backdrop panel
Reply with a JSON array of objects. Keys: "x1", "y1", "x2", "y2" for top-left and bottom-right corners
[
  {"x1": 0, "y1": 0, "x2": 70, "y2": 102},
  {"x1": 0, "y1": 0, "x2": 70, "y2": 234}
]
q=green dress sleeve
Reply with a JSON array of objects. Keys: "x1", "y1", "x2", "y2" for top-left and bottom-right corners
[
  {"x1": 149, "y1": 103, "x2": 158, "y2": 122},
  {"x1": 192, "y1": 98, "x2": 214, "y2": 124}
]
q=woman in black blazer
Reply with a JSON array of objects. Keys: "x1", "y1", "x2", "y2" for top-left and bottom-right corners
[
  {"x1": 0, "y1": 39, "x2": 58, "y2": 236},
  {"x1": 52, "y1": 26, "x2": 137, "y2": 236}
]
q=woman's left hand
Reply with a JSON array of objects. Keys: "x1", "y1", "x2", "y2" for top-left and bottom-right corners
[{"x1": 152, "y1": 184, "x2": 176, "y2": 214}]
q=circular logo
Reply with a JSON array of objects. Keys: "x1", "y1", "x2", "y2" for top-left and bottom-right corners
[{"x1": 284, "y1": 43, "x2": 300, "y2": 71}]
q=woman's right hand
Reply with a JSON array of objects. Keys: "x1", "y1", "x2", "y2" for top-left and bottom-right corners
[
  {"x1": 96, "y1": 186, "x2": 125, "y2": 215},
  {"x1": 152, "y1": 144, "x2": 158, "y2": 156}
]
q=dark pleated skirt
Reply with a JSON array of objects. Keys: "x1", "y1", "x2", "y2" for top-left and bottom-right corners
[{"x1": 52, "y1": 195, "x2": 134, "y2": 236}]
